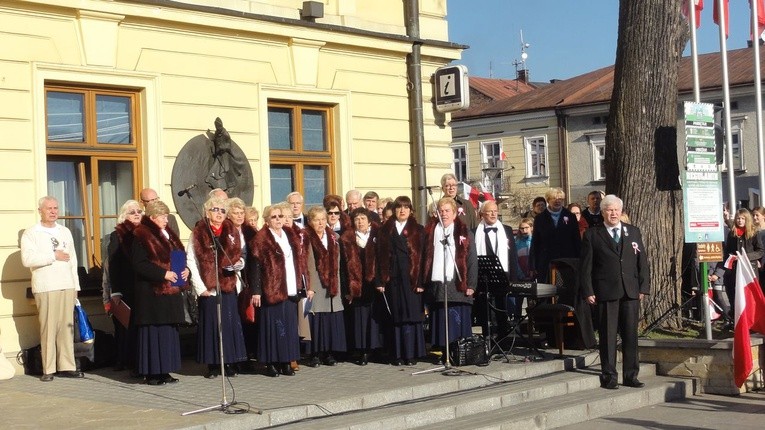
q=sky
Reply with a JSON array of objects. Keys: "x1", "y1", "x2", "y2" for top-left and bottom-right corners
[{"x1": 447, "y1": 0, "x2": 757, "y2": 83}]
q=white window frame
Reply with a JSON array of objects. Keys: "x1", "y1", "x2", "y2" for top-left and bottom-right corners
[
  {"x1": 721, "y1": 120, "x2": 744, "y2": 172},
  {"x1": 481, "y1": 140, "x2": 503, "y2": 192},
  {"x1": 524, "y1": 135, "x2": 548, "y2": 178},
  {"x1": 451, "y1": 144, "x2": 468, "y2": 182},
  {"x1": 588, "y1": 134, "x2": 606, "y2": 181}
]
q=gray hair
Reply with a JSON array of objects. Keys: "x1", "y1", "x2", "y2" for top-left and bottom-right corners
[
  {"x1": 345, "y1": 189, "x2": 361, "y2": 201},
  {"x1": 600, "y1": 194, "x2": 623, "y2": 211},
  {"x1": 117, "y1": 199, "x2": 142, "y2": 223},
  {"x1": 440, "y1": 173, "x2": 457, "y2": 187},
  {"x1": 38, "y1": 196, "x2": 57, "y2": 209}
]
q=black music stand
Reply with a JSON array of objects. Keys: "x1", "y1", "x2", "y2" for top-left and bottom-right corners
[
  {"x1": 477, "y1": 255, "x2": 511, "y2": 362},
  {"x1": 503, "y1": 284, "x2": 548, "y2": 360}
]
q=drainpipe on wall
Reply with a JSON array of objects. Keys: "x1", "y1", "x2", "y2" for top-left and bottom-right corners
[
  {"x1": 556, "y1": 110, "x2": 570, "y2": 198},
  {"x1": 404, "y1": 0, "x2": 427, "y2": 222}
]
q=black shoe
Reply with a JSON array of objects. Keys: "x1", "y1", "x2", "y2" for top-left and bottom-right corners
[
  {"x1": 57, "y1": 370, "x2": 84, "y2": 379},
  {"x1": 40, "y1": 374, "x2": 54, "y2": 382},
  {"x1": 264, "y1": 364, "x2": 280, "y2": 377},
  {"x1": 307, "y1": 355, "x2": 321, "y2": 367},
  {"x1": 161, "y1": 374, "x2": 179, "y2": 384},
  {"x1": 323, "y1": 355, "x2": 337, "y2": 366},
  {"x1": 623, "y1": 378, "x2": 645, "y2": 388},
  {"x1": 601, "y1": 379, "x2": 618, "y2": 390},
  {"x1": 225, "y1": 364, "x2": 238, "y2": 377},
  {"x1": 205, "y1": 366, "x2": 220, "y2": 379},
  {"x1": 113, "y1": 363, "x2": 126, "y2": 371},
  {"x1": 391, "y1": 358, "x2": 403, "y2": 366},
  {"x1": 146, "y1": 377, "x2": 166, "y2": 386},
  {"x1": 357, "y1": 353, "x2": 369, "y2": 366},
  {"x1": 280, "y1": 363, "x2": 295, "y2": 376},
  {"x1": 404, "y1": 359, "x2": 417, "y2": 366}
]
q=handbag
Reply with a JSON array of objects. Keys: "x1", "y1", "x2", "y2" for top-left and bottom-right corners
[
  {"x1": 238, "y1": 288, "x2": 256, "y2": 323},
  {"x1": 74, "y1": 299, "x2": 95, "y2": 344},
  {"x1": 16, "y1": 344, "x2": 43, "y2": 375},
  {"x1": 449, "y1": 334, "x2": 490, "y2": 366}
]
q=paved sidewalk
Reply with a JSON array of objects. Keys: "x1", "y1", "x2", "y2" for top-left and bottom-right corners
[
  {"x1": 560, "y1": 390, "x2": 765, "y2": 430},
  {"x1": 3, "y1": 349, "x2": 762, "y2": 430}
]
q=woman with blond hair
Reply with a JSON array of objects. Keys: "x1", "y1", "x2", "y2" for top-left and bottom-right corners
[{"x1": 717, "y1": 208, "x2": 763, "y2": 312}]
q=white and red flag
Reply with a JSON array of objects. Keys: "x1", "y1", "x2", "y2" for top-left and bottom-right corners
[
  {"x1": 733, "y1": 250, "x2": 765, "y2": 387},
  {"x1": 714, "y1": 0, "x2": 730, "y2": 38},
  {"x1": 751, "y1": 0, "x2": 765, "y2": 42},
  {"x1": 683, "y1": 0, "x2": 704, "y2": 28}
]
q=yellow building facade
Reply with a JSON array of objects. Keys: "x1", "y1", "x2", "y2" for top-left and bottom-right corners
[{"x1": 0, "y1": 0, "x2": 461, "y2": 371}]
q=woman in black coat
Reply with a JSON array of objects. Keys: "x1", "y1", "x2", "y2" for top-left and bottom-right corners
[
  {"x1": 341, "y1": 207, "x2": 384, "y2": 365},
  {"x1": 130, "y1": 201, "x2": 189, "y2": 386},
  {"x1": 718, "y1": 208, "x2": 763, "y2": 313},
  {"x1": 376, "y1": 196, "x2": 425, "y2": 366},
  {"x1": 102, "y1": 199, "x2": 143, "y2": 372}
]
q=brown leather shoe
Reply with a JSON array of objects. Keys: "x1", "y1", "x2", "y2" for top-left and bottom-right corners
[
  {"x1": 290, "y1": 360, "x2": 299, "y2": 371},
  {"x1": 40, "y1": 374, "x2": 54, "y2": 382}
]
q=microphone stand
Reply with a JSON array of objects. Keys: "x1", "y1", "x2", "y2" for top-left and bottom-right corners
[
  {"x1": 413, "y1": 189, "x2": 463, "y2": 376},
  {"x1": 181, "y1": 190, "x2": 247, "y2": 416}
]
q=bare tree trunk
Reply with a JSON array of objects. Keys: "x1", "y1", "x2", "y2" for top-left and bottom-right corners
[{"x1": 606, "y1": 1, "x2": 687, "y2": 328}]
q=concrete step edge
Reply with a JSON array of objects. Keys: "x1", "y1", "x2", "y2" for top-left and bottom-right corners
[{"x1": 417, "y1": 375, "x2": 694, "y2": 430}]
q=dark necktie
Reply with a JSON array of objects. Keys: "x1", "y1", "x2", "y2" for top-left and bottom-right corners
[
  {"x1": 612, "y1": 227, "x2": 620, "y2": 243},
  {"x1": 484, "y1": 227, "x2": 497, "y2": 256}
]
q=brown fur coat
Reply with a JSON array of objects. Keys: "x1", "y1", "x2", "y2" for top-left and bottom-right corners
[
  {"x1": 377, "y1": 216, "x2": 423, "y2": 291},
  {"x1": 132, "y1": 216, "x2": 186, "y2": 295},
  {"x1": 191, "y1": 219, "x2": 242, "y2": 294},
  {"x1": 306, "y1": 226, "x2": 340, "y2": 297},
  {"x1": 251, "y1": 227, "x2": 307, "y2": 304},
  {"x1": 339, "y1": 227, "x2": 379, "y2": 298},
  {"x1": 422, "y1": 217, "x2": 470, "y2": 293}
]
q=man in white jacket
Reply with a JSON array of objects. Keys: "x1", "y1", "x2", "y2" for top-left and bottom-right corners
[{"x1": 21, "y1": 196, "x2": 83, "y2": 381}]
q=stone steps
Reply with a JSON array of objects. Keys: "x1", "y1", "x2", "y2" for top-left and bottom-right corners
[{"x1": 259, "y1": 357, "x2": 692, "y2": 430}]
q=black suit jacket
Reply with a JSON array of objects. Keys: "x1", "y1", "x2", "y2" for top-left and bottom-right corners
[
  {"x1": 579, "y1": 224, "x2": 650, "y2": 302},
  {"x1": 530, "y1": 208, "x2": 581, "y2": 279}
]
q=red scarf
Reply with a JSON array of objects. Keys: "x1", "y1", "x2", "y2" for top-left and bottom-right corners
[
  {"x1": 210, "y1": 223, "x2": 223, "y2": 237},
  {"x1": 736, "y1": 227, "x2": 746, "y2": 237}
]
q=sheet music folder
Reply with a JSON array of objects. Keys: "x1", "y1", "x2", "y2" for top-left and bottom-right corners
[{"x1": 477, "y1": 255, "x2": 509, "y2": 294}]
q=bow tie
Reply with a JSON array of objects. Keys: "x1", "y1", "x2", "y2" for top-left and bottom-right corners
[{"x1": 484, "y1": 227, "x2": 497, "y2": 233}]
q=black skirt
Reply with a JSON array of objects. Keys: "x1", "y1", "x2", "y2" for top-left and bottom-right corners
[
  {"x1": 137, "y1": 324, "x2": 181, "y2": 376},
  {"x1": 306, "y1": 311, "x2": 347, "y2": 354},
  {"x1": 430, "y1": 303, "x2": 473, "y2": 348},
  {"x1": 257, "y1": 299, "x2": 300, "y2": 363},
  {"x1": 347, "y1": 303, "x2": 384, "y2": 350},
  {"x1": 391, "y1": 322, "x2": 426, "y2": 360},
  {"x1": 196, "y1": 293, "x2": 248, "y2": 365}
]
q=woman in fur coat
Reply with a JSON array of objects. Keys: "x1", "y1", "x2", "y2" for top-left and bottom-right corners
[
  {"x1": 341, "y1": 208, "x2": 384, "y2": 365},
  {"x1": 377, "y1": 196, "x2": 426, "y2": 366},
  {"x1": 248, "y1": 205, "x2": 310, "y2": 377},
  {"x1": 422, "y1": 197, "x2": 478, "y2": 363},
  {"x1": 130, "y1": 201, "x2": 189, "y2": 386},
  {"x1": 304, "y1": 205, "x2": 347, "y2": 366},
  {"x1": 187, "y1": 196, "x2": 247, "y2": 379}
]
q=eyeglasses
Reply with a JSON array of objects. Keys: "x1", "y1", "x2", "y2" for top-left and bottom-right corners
[
  {"x1": 270, "y1": 214, "x2": 285, "y2": 219},
  {"x1": 209, "y1": 207, "x2": 227, "y2": 214},
  {"x1": 328, "y1": 210, "x2": 341, "y2": 215},
  {"x1": 127, "y1": 209, "x2": 144, "y2": 215}
]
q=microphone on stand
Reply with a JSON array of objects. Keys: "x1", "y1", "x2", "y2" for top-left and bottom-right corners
[
  {"x1": 418, "y1": 185, "x2": 441, "y2": 191},
  {"x1": 177, "y1": 184, "x2": 197, "y2": 197}
]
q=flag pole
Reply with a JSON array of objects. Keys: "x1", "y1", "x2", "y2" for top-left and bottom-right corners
[
  {"x1": 718, "y1": 0, "x2": 737, "y2": 217},
  {"x1": 752, "y1": 1, "x2": 765, "y2": 203},
  {"x1": 689, "y1": 0, "x2": 711, "y2": 339},
  {"x1": 689, "y1": 0, "x2": 701, "y2": 102}
]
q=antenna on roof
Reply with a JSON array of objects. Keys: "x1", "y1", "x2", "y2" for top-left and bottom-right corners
[{"x1": 512, "y1": 30, "x2": 531, "y2": 88}]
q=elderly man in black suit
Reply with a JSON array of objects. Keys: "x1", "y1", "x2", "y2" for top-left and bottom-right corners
[{"x1": 580, "y1": 194, "x2": 650, "y2": 390}]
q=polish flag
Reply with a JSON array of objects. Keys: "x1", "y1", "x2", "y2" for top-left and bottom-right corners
[
  {"x1": 733, "y1": 250, "x2": 765, "y2": 387},
  {"x1": 500, "y1": 151, "x2": 507, "y2": 161},
  {"x1": 462, "y1": 182, "x2": 493, "y2": 210},
  {"x1": 708, "y1": 288, "x2": 721, "y2": 321},
  {"x1": 682, "y1": 0, "x2": 704, "y2": 29},
  {"x1": 751, "y1": 0, "x2": 765, "y2": 42},
  {"x1": 714, "y1": 0, "x2": 730, "y2": 38}
]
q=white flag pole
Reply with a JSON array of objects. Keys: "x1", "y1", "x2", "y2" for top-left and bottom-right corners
[
  {"x1": 690, "y1": 0, "x2": 701, "y2": 102},
  {"x1": 752, "y1": 1, "x2": 765, "y2": 203},
  {"x1": 718, "y1": 0, "x2": 737, "y2": 218}
]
